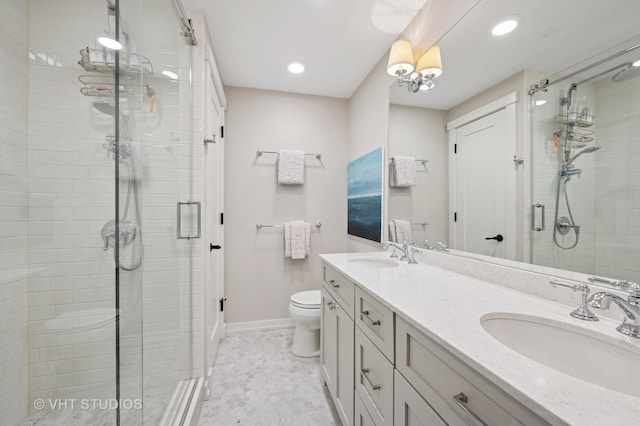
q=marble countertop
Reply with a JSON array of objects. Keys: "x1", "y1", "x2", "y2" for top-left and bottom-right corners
[{"x1": 319, "y1": 252, "x2": 640, "y2": 426}]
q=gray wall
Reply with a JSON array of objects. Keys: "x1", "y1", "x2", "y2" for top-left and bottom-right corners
[{"x1": 223, "y1": 87, "x2": 349, "y2": 325}]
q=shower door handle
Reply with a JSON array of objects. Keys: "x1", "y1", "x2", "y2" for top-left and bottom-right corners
[
  {"x1": 485, "y1": 234, "x2": 504, "y2": 242},
  {"x1": 532, "y1": 204, "x2": 545, "y2": 231},
  {"x1": 176, "y1": 201, "x2": 201, "y2": 239}
]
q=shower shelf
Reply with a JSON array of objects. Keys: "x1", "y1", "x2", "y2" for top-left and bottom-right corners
[
  {"x1": 78, "y1": 75, "x2": 155, "y2": 98},
  {"x1": 566, "y1": 130, "x2": 594, "y2": 143},
  {"x1": 78, "y1": 48, "x2": 154, "y2": 76},
  {"x1": 554, "y1": 113, "x2": 595, "y2": 127}
]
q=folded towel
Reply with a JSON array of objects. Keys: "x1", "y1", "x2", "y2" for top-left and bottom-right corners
[
  {"x1": 390, "y1": 156, "x2": 416, "y2": 187},
  {"x1": 284, "y1": 222, "x2": 292, "y2": 258},
  {"x1": 290, "y1": 220, "x2": 306, "y2": 260},
  {"x1": 393, "y1": 219, "x2": 412, "y2": 244},
  {"x1": 388, "y1": 221, "x2": 398, "y2": 242},
  {"x1": 304, "y1": 222, "x2": 311, "y2": 257},
  {"x1": 278, "y1": 150, "x2": 305, "y2": 185}
]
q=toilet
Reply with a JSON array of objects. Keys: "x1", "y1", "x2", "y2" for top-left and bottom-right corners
[{"x1": 289, "y1": 290, "x2": 321, "y2": 357}]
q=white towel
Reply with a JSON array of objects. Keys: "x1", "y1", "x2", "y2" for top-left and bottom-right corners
[
  {"x1": 388, "y1": 221, "x2": 398, "y2": 242},
  {"x1": 391, "y1": 156, "x2": 417, "y2": 187},
  {"x1": 393, "y1": 219, "x2": 412, "y2": 244},
  {"x1": 278, "y1": 150, "x2": 305, "y2": 185},
  {"x1": 290, "y1": 220, "x2": 306, "y2": 260},
  {"x1": 284, "y1": 223, "x2": 292, "y2": 258}
]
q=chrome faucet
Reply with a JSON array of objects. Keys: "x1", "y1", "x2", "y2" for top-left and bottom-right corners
[
  {"x1": 549, "y1": 280, "x2": 599, "y2": 321},
  {"x1": 588, "y1": 282, "x2": 640, "y2": 338},
  {"x1": 426, "y1": 241, "x2": 449, "y2": 252},
  {"x1": 383, "y1": 241, "x2": 421, "y2": 264}
]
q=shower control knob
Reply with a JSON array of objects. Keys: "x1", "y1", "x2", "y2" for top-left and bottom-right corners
[{"x1": 485, "y1": 234, "x2": 504, "y2": 242}]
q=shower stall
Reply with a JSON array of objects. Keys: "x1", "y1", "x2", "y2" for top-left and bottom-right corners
[
  {"x1": 1, "y1": 0, "x2": 205, "y2": 424},
  {"x1": 529, "y1": 48, "x2": 640, "y2": 283}
]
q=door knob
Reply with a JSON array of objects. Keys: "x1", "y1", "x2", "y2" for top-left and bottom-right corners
[{"x1": 485, "y1": 234, "x2": 504, "y2": 242}]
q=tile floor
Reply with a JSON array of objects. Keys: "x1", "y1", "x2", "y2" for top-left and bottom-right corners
[{"x1": 198, "y1": 328, "x2": 341, "y2": 426}]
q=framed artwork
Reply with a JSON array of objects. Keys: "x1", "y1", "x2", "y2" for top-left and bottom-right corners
[{"x1": 348, "y1": 147, "x2": 384, "y2": 242}]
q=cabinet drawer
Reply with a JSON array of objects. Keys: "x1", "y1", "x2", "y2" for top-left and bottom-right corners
[
  {"x1": 396, "y1": 317, "x2": 546, "y2": 426},
  {"x1": 394, "y1": 370, "x2": 447, "y2": 426},
  {"x1": 355, "y1": 392, "x2": 377, "y2": 426},
  {"x1": 355, "y1": 327, "x2": 393, "y2": 426},
  {"x1": 324, "y1": 265, "x2": 355, "y2": 319},
  {"x1": 355, "y1": 287, "x2": 394, "y2": 362}
]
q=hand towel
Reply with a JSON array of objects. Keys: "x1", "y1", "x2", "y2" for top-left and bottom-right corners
[
  {"x1": 390, "y1": 156, "x2": 417, "y2": 187},
  {"x1": 388, "y1": 221, "x2": 398, "y2": 242},
  {"x1": 290, "y1": 220, "x2": 306, "y2": 260},
  {"x1": 284, "y1": 222, "x2": 292, "y2": 258},
  {"x1": 304, "y1": 222, "x2": 311, "y2": 257},
  {"x1": 393, "y1": 219, "x2": 412, "y2": 244},
  {"x1": 278, "y1": 150, "x2": 305, "y2": 185}
]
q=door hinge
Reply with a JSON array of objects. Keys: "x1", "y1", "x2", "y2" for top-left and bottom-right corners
[
  {"x1": 204, "y1": 135, "x2": 215, "y2": 145},
  {"x1": 454, "y1": 143, "x2": 457, "y2": 154},
  {"x1": 454, "y1": 212, "x2": 457, "y2": 222},
  {"x1": 220, "y1": 125, "x2": 224, "y2": 138},
  {"x1": 220, "y1": 212, "x2": 224, "y2": 225},
  {"x1": 219, "y1": 298, "x2": 227, "y2": 312}
]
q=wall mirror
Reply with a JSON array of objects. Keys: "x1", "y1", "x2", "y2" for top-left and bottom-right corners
[{"x1": 388, "y1": 0, "x2": 640, "y2": 283}]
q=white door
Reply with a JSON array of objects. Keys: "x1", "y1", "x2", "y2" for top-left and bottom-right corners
[
  {"x1": 450, "y1": 106, "x2": 516, "y2": 259},
  {"x1": 203, "y1": 58, "x2": 225, "y2": 397}
]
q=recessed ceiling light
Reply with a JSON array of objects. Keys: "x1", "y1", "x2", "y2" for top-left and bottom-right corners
[
  {"x1": 162, "y1": 70, "x2": 179, "y2": 80},
  {"x1": 288, "y1": 62, "x2": 305, "y2": 74},
  {"x1": 97, "y1": 37, "x2": 123, "y2": 50},
  {"x1": 535, "y1": 100, "x2": 547, "y2": 106},
  {"x1": 492, "y1": 16, "x2": 521, "y2": 36},
  {"x1": 633, "y1": 60, "x2": 640, "y2": 67}
]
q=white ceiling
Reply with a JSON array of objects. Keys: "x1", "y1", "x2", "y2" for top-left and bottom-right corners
[
  {"x1": 183, "y1": 0, "x2": 640, "y2": 107},
  {"x1": 183, "y1": 0, "x2": 429, "y2": 98},
  {"x1": 391, "y1": 0, "x2": 640, "y2": 110}
]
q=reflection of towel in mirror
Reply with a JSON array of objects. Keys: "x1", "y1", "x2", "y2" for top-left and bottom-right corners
[
  {"x1": 388, "y1": 221, "x2": 398, "y2": 242},
  {"x1": 284, "y1": 221, "x2": 311, "y2": 259},
  {"x1": 390, "y1": 156, "x2": 416, "y2": 186},
  {"x1": 278, "y1": 150, "x2": 305, "y2": 184},
  {"x1": 392, "y1": 219, "x2": 411, "y2": 244}
]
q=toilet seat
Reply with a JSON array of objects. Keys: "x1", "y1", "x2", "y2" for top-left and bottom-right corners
[{"x1": 290, "y1": 290, "x2": 321, "y2": 309}]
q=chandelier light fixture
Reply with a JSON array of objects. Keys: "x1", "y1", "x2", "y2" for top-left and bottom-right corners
[{"x1": 387, "y1": 40, "x2": 442, "y2": 93}]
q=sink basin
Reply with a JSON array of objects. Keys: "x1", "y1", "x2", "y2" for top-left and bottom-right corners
[
  {"x1": 481, "y1": 313, "x2": 640, "y2": 397},
  {"x1": 348, "y1": 257, "x2": 399, "y2": 269}
]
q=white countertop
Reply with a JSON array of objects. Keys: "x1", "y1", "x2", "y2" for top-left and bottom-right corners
[{"x1": 320, "y1": 252, "x2": 640, "y2": 426}]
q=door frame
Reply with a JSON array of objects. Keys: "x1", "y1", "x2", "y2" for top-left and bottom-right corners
[{"x1": 447, "y1": 92, "x2": 518, "y2": 260}]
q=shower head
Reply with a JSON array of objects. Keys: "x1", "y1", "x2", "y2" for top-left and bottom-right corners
[
  {"x1": 566, "y1": 145, "x2": 601, "y2": 167},
  {"x1": 613, "y1": 63, "x2": 640, "y2": 82}
]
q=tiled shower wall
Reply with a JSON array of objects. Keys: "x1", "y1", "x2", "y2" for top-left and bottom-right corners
[
  {"x1": 594, "y1": 76, "x2": 640, "y2": 282},
  {"x1": 24, "y1": 0, "x2": 200, "y2": 421},
  {"x1": 0, "y1": 1, "x2": 29, "y2": 423}
]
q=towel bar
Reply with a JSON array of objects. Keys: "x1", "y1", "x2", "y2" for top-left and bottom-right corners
[
  {"x1": 389, "y1": 158, "x2": 428, "y2": 164},
  {"x1": 256, "y1": 222, "x2": 322, "y2": 230},
  {"x1": 256, "y1": 150, "x2": 321, "y2": 160}
]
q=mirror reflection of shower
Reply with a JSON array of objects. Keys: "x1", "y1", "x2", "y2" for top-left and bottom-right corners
[{"x1": 552, "y1": 61, "x2": 640, "y2": 249}]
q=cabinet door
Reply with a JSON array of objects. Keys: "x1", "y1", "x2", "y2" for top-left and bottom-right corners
[
  {"x1": 321, "y1": 287, "x2": 337, "y2": 395},
  {"x1": 355, "y1": 392, "x2": 377, "y2": 426},
  {"x1": 394, "y1": 371, "x2": 446, "y2": 426},
  {"x1": 321, "y1": 286, "x2": 354, "y2": 426},
  {"x1": 335, "y1": 300, "x2": 355, "y2": 426},
  {"x1": 355, "y1": 327, "x2": 393, "y2": 426}
]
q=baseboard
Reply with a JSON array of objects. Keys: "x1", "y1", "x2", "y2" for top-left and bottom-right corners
[{"x1": 225, "y1": 318, "x2": 296, "y2": 334}]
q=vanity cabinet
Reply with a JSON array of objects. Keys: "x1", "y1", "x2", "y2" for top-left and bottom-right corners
[
  {"x1": 394, "y1": 371, "x2": 446, "y2": 426},
  {"x1": 396, "y1": 316, "x2": 547, "y2": 426},
  {"x1": 321, "y1": 274, "x2": 354, "y2": 425}
]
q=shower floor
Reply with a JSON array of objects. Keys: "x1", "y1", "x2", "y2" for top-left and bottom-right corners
[{"x1": 198, "y1": 328, "x2": 341, "y2": 426}]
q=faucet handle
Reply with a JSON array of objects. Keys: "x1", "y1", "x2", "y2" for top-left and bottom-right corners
[{"x1": 550, "y1": 280, "x2": 599, "y2": 321}]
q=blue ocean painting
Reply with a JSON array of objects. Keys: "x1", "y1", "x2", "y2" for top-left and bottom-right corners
[{"x1": 348, "y1": 147, "x2": 383, "y2": 242}]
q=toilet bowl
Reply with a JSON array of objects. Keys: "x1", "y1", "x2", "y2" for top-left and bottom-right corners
[{"x1": 289, "y1": 290, "x2": 321, "y2": 357}]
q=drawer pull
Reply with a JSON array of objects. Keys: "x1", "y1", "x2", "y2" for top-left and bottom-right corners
[
  {"x1": 361, "y1": 368, "x2": 381, "y2": 391},
  {"x1": 452, "y1": 393, "x2": 487, "y2": 426},
  {"x1": 328, "y1": 279, "x2": 340, "y2": 288},
  {"x1": 361, "y1": 310, "x2": 381, "y2": 326},
  {"x1": 326, "y1": 301, "x2": 337, "y2": 310}
]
